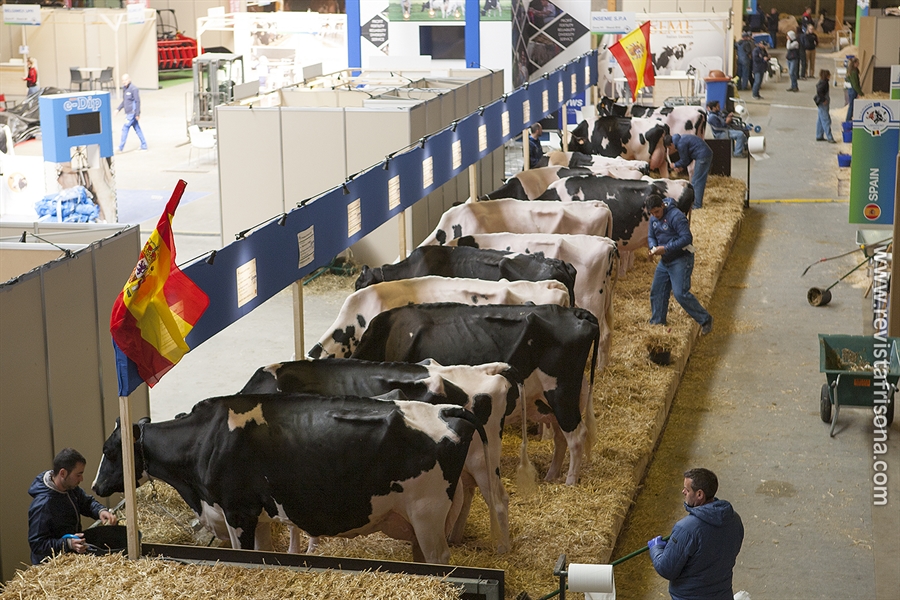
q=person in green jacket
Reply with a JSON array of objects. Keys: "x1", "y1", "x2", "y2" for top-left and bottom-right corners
[{"x1": 845, "y1": 57, "x2": 862, "y2": 122}]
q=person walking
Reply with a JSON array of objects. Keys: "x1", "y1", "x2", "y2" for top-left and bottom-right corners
[
  {"x1": 785, "y1": 30, "x2": 800, "y2": 91},
  {"x1": 766, "y1": 7, "x2": 779, "y2": 48},
  {"x1": 648, "y1": 468, "x2": 744, "y2": 600},
  {"x1": 28, "y1": 448, "x2": 118, "y2": 564},
  {"x1": 665, "y1": 134, "x2": 712, "y2": 210},
  {"x1": 646, "y1": 195, "x2": 714, "y2": 334},
  {"x1": 814, "y1": 69, "x2": 837, "y2": 143},
  {"x1": 803, "y1": 24, "x2": 818, "y2": 78},
  {"x1": 751, "y1": 40, "x2": 769, "y2": 99},
  {"x1": 23, "y1": 58, "x2": 39, "y2": 96},
  {"x1": 845, "y1": 57, "x2": 862, "y2": 122},
  {"x1": 116, "y1": 73, "x2": 147, "y2": 152},
  {"x1": 735, "y1": 32, "x2": 753, "y2": 91}
]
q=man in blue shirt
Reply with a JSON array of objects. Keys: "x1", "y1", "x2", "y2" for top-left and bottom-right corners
[
  {"x1": 528, "y1": 123, "x2": 544, "y2": 168},
  {"x1": 664, "y1": 133, "x2": 712, "y2": 210},
  {"x1": 648, "y1": 468, "x2": 744, "y2": 600},
  {"x1": 116, "y1": 73, "x2": 147, "y2": 152},
  {"x1": 706, "y1": 100, "x2": 748, "y2": 158},
  {"x1": 734, "y1": 32, "x2": 753, "y2": 91},
  {"x1": 647, "y1": 193, "x2": 712, "y2": 334}
]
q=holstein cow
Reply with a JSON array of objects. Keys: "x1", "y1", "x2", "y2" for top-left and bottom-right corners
[
  {"x1": 597, "y1": 97, "x2": 707, "y2": 137},
  {"x1": 569, "y1": 116, "x2": 670, "y2": 177},
  {"x1": 480, "y1": 165, "x2": 592, "y2": 201},
  {"x1": 419, "y1": 199, "x2": 613, "y2": 247},
  {"x1": 444, "y1": 233, "x2": 618, "y2": 370},
  {"x1": 546, "y1": 151, "x2": 649, "y2": 179},
  {"x1": 240, "y1": 358, "x2": 523, "y2": 554},
  {"x1": 355, "y1": 245, "x2": 577, "y2": 307},
  {"x1": 308, "y1": 276, "x2": 570, "y2": 359},
  {"x1": 92, "y1": 394, "x2": 486, "y2": 564},
  {"x1": 537, "y1": 174, "x2": 693, "y2": 275},
  {"x1": 351, "y1": 302, "x2": 600, "y2": 486}
]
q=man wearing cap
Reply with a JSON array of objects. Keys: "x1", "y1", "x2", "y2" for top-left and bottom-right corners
[{"x1": 735, "y1": 32, "x2": 753, "y2": 91}]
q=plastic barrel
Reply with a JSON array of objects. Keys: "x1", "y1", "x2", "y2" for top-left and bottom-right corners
[
  {"x1": 842, "y1": 129, "x2": 852, "y2": 143},
  {"x1": 842, "y1": 121, "x2": 852, "y2": 132},
  {"x1": 837, "y1": 153, "x2": 851, "y2": 168}
]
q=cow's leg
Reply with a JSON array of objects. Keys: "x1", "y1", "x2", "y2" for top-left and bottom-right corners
[
  {"x1": 225, "y1": 511, "x2": 259, "y2": 550},
  {"x1": 254, "y1": 521, "x2": 274, "y2": 551},
  {"x1": 448, "y1": 471, "x2": 477, "y2": 544},
  {"x1": 619, "y1": 250, "x2": 635, "y2": 277},
  {"x1": 287, "y1": 526, "x2": 304, "y2": 554},
  {"x1": 561, "y1": 422, "x2": 588, "y2": 486},
  {"x1": 544, "y1": 421, "x2": 568, "y2": 482},
  {"x1": 306, "y1": 535, "x2": 321, "y2": 554}
]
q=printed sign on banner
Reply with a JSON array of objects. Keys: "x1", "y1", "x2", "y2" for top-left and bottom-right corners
[
  {"x1": 590, "y1": 11, "x2": 635, "y2": 34},
  {"x1": 512, "y1": 0, "x2": 591, "y2": 88},
  {"x1": 3, "y1": 4, "x2": 41, "y2": 26},
  {"x1": 848, "y1": 100, "x2": 900, "y2": 225}
]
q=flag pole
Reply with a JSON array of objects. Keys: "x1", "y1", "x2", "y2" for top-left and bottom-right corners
[{"x1": 118, "y1": 393, "x2": 141, "y2": 559}]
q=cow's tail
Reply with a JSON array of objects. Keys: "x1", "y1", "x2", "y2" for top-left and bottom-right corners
[
  {"x1": 515, "y1": 380, "x2": 539, "y2": 497},
  {"x1": 585, "y1": 317, "x2": 600, "y2": 461}
]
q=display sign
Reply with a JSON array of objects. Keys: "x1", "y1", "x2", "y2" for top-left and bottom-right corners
[
  {"x1": 478, "y1": 125, "x2": 487, "y2": 152},
  {"x1": 512, "y1": 0, "x2": 591, "y2": 88},
  {"x1": 422, "y1": 156, "x2": 433, "y2": 189},
  {"x1": 891, "y1": 66, "x2": 900, "y2": 101},
  {"x1": 848, "y1": 100, "x2": 900, "y2": 225},
  {"x1": 452, "y1": 140, "x2": 462, "y2": 171},
  {"x1": 40, "y1": 92, "x2": 114, "y2": 163},
  {"x1": 347, "y1": 198, "x2": 362, "y2": 236},
  {"x1": 3, "y1": 4, "x2": 41, "y2": 26},
  {"x1": 362, "y1": 13, "x2": 389, "y2": 52},
  {"x1": 297, "y1": 226, "x2": 315, "y2": 268},
  {"x1": 523, "y1": 99, "x2": 531, "y2": 123},
  {"x1": 502, "y1": 111, "x2": 510, "y2": 137},
  {"x1": 236, "y1": 259, "x2": 258, "y2": 308},
  {"x1": 558, "y1": 81, "x2": 564, "y2": 103},
  {"x1": 127, "y1": 3, "x2": 145, "y2": 25},
  {"x1": 565, "y1": 92, "x2": 585, "y2": 125},
  {"x1": 388, "y1": 175, "x2": 400, "y2": 210},
  {"x1": 590, "y1": 11, "x2": 635, "y2": 34},
  {"x1": 542, "y1": 90, "x2": 549, "y2": 114}
]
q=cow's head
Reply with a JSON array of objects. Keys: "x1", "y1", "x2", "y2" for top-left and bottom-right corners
[
  {"x1": 354, "y1": 265, "x2": 382, "y2": 290},
  {"x1": 92, "y1": 417, "x2": 150, "y2": 497},
  {"x1": 570, "y1": 120, "x2": 590, "y2": 152}
]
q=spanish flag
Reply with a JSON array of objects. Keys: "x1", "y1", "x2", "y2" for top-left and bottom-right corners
[
  {"x1": 609, "y1": 21, "x2": 655, "y2": 102},
  {"x1": 110, "y1": 180, "x2": 209, "y2": 393}
]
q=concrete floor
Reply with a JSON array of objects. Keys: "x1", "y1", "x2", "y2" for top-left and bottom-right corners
[{"x1": 11, "y1": 53, "x2": 898, "y2": 598}]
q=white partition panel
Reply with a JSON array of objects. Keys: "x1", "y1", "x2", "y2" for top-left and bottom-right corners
[
  {"x1": 218, "y1": 106, "x2": 285, "y2": 242},
  {"x1": 281, "y1": 108, "x2": 347, "y2": 209}
]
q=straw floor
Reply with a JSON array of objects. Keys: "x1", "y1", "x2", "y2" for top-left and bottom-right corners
[{"x1": 1, "y1": 178, "x2": 745, "y2": 599}]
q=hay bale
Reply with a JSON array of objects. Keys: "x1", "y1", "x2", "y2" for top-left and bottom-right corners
[{"x1": 9, "y1": 178, "x2": 744, "y2": 599}]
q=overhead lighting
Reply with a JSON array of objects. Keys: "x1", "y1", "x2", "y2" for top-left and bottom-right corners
[
  {"x1": 277, "y1": 213, "x2": 288, "y2": 226},
  {"x1": 451, "y1": 121, "x2": 458, "y2": 132},
  {"x1": 206, "y1": 250, "x2": 217, "y2": 265}
]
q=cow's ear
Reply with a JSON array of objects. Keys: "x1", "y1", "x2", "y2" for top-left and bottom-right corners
[{"x1": 138, "y1": 416, "x2": 151, "y2": 425}]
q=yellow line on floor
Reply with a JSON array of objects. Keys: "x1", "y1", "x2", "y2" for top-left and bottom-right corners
[{"x1": 750, "y1": 198, "x2": 849, "y2": 203}]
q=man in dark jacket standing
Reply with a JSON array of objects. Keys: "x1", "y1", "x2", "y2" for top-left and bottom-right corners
[
  {"x1": 28, "y1": 448, "x2": 117, "y2": 564},
  {"x1": 735, "y1": 32, "x2": 753, "y2": 91},
  {"x1": 750, "y1": 40, "x2": 769, "y2": 99},
  {"x1": 647, "y1": 194, "x2": 713, "y2": 334},
  {"x1": 116, "y1": 73, "x2": 147, "y2": 152},
  {"x1": 648, "y1": 468, "x2": 744, "y2": 600}
]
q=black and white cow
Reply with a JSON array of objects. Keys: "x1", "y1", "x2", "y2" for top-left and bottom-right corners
[
  {"x1": 352, "y1": 302, "x2": 600, "y2": 486},
  {"x1": 420, "y1": 199, "x2": 613, "y2": 247},
  {"x1": 444, "y1": 233, "x2": 618, "y2": 369},
  {"x1": 239, "y1": 358, "x2": 522, "y2": 554},
  {"x1": 309, "y1": 276, "x2": 570, "y2": 360},
  {"x1": 92, "y1": 395, "x2": 485, "y2": 564},
  {"x1": 569, "y1": 116, "x2": 670, "y2": 176},
  {"x1": 355, "y1": 245, "x2": 577, "y2": 307},
  {"x1": 537, "y1": 174, "x2": 693, "y2": 274},
  {"x1": 597, "y1": 97, "x2": 707, "y2": 137},
  {"x1": 481, "y1": 165, "x2": 592, "y2": 201}
]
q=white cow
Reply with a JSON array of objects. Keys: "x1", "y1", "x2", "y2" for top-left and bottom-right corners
[{"x1": 546, "y1": 151, "x2": 649, "y2": 179}]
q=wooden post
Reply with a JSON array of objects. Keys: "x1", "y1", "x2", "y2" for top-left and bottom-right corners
[
  {"x1": 398, "y1": 210, "x2": 408, "y2": 259},
  {"x1": 835, "y1": 0, "x2": 845, "y2": 32},
  {"x1": 468, "y1": 164, "x2": 479, "y2": 200},
  {"x1": 523, "y1": 128, "x2": 530, "y2": 170},
  {"x1": 117, "y1": 395, "x2": 140, "y2": 560},
  {"x1": 291, "y1": 281, "x2": 304, "y2": 360},
  {"x1": 889, "y1": 154, "x2": 900, "y2": 338}
]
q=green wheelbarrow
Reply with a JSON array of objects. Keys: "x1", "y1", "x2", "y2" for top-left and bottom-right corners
[{"x1": 819, "y1": 334, "x2": 897, "y2": 437}]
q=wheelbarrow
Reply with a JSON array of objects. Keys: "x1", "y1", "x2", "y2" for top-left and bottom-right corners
[{"x1": 819, "y1": 334, "x2": 898, "y2": 436}]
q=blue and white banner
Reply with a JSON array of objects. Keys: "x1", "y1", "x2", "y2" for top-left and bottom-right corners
[{"x1": 3, "y1": 4, "x2": 41, "y2": 26}]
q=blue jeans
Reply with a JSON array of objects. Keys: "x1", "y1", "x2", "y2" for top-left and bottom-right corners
[
  {"x1": 787, "y1": 58, "x2": 799, "y2": 89},
  {"x1": 691, "y1": 156, "x2": 712, "y2": 209},
  {"x1": 650, "y1": 252, "x2": 711, "y2": 327},
  {"x1": 738, "y1": 60, "x2": 750, "y2": 90},
  {"x1": 846, "y1": 88, "x2": 858, "y2": 122},
  {"x1": 728, "y1": 128, "x2": 748, "y2": 155},
  {"x1": 119, "y1": 114, "x2": 147, "y2": 150},
  {"x1": 27, "y1": 85, "x2": 39, "y2": 97},
  {"x1": 752, "y1": 70, "x2": 764, "y2": 97},
  {"x1": 816, "y1": 102, "x2": 834, "y2": 141}
]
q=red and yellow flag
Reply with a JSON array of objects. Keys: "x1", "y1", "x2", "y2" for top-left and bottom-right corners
[
  {"x1": 609, "y1": 21, "x2": 655, "y2": 102},
  {"x1": 110, "y1": 180, "x2": 209, "y2": 388}
]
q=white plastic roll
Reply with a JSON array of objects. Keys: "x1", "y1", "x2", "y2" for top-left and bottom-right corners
[
  {"x1": 748, "y1": 136, "x2": 766, "y2": 154},
  {"x1": 568, "y1": 563, "x2": 615, "y2": 593}
]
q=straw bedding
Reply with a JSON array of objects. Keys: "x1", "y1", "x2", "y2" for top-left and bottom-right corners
[{"x1": 1, "y1": 177, "x2": 745, "y2": 599}]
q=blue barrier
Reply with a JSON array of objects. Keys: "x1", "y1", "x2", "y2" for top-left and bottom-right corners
[{"x1": 182, "y1": 51, "x2": 599, "y2": 349}]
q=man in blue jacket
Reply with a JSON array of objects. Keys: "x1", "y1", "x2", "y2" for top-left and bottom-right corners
[
  {"x1": 28, "y1": 448, "x2": 117, "y2": 564},
  {"x1": 647, "y1": 193, "x2": 713, "y2": 334},
  {"x1": 116, "y1": 73, "x2": 147, "y2": 152},
  {"x1": 648, "y1": 468, "x2": 744, "y2": 600},
  {"x1": 664, "y1": 133, "x2": 712, "y2": 210}
]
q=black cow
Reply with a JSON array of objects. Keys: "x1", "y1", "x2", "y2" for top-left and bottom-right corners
[
  {"x1": 351, "y1": 302, "x2": 600, "y2": 486},
  {"x1": 240, "y1": 358, "x2": 521, "y2": 554},
  {"x1": 354, "y1": 245, "x2": 577, "y2": 307},
  {"x1": 92, "y1": 394, "x2": 485, "y2": 564}
]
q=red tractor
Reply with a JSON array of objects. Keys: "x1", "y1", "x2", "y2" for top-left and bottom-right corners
[{"x1": 157, "y1": 9, "x2": 198, "y2": 71}]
